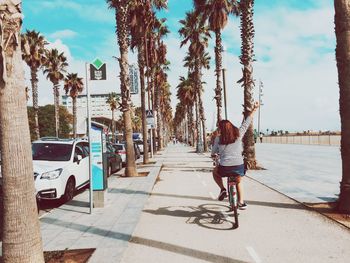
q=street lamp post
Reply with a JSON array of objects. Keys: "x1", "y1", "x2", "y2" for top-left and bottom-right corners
[
  {"x1": 258, "y1": 80, "x2": 264, "y2": 136},
  {"x1": 222, "y1": 68, "x2": 228, "y2": 120}
]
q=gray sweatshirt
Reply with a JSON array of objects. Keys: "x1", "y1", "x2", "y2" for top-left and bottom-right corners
[{"x1": 211, "y1": 116, "x2": 252, "y2": 166}]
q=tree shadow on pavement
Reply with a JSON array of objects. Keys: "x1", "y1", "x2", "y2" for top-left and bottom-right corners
[
  {"x1": 143, "y1": 204, "x2": 238, "y2": 230},
  {"x1": 108, "y1": 188, "x2": 305, "y2": 210},
  {"x1": 41, "y1": 217, "x2": 249, "y2": 263}
]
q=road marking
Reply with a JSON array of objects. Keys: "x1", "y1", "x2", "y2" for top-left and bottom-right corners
[
  {"x1": 201, "y1": 181, "x2": 207, "y2": 187},
  {"x1": 246, "y1": 246, "x2": 262, "y2": 263},
  {"x1": 209, "y1": 191, "x2": 215, "y2": 200}
]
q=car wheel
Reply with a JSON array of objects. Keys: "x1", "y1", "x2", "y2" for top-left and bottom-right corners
[
  {"x1": 63, "y1": 177, "x2": 75, "y2": 202},
  {"x1": 108, "y1": 165, "x2": 112, "y2": 177}
]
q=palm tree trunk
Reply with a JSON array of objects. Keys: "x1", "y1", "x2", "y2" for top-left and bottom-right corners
[
  {"x1": 138, "y1": 44, "x2": 149, "y2": 163},
  {"x1": 150, "y1": 69, "x2": 157, "y2": 153},
  {"x1": 0, "y1": 1, "x2": 44, "y2": 261},
  {"x1": 155, "y1": 82, "x2": 163, "y2": 150},
  {"x1": 189, "y1": 105, "x2": 194, "y2": 146},
  {"x1": 195, "y1": 94, "x2": 201, "y2": 152},
  {"x1": 53, "y1": 82, "x2": 60, "y2": 137},
  {"x1": 215, "y1": 29, "x2": 223, "y2": 124},
  {"x1": 115, "y1": 2, "x2": 137, "y2": 176},
  {"x1": 240, "y1": 0, "x2": 258, "y2": 170},
  {"x1": 30, "y1": 67, "x2": 40, "y2": 140},
  {"x1": 334, "y1": 0, "x2": 350, "y2": 213},
  {"x1": 111, "y1": 109, "x2": 115, "y2": 143},
  {"x1": 72, "y1": 96, "x2": 77, "y2": 138},
  {"x1": 197, "y1": 66, "x2": 208, "y2": 152}
]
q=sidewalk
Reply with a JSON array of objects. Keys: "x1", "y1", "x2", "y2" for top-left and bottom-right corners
[
  {"x1": 120, "y1": 144, "x2": 350, "y2": 263},
  {"x1": 38, "y1": 157, "x2": 163, "y2": 263}
]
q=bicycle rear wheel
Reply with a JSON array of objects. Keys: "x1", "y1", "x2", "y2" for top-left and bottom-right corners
[{"x1": 228, "y1": 180, "x2": 239, "y2": 229}]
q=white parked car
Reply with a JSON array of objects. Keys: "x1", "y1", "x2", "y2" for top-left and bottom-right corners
[
  {"x1": 32, "y1": 138, "x2": 89, "y2": 202},
  {"x1": 113, "y1": 143, "x2": 126, "y2": 164}
]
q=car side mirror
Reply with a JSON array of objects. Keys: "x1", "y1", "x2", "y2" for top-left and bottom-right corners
[{"x1": 74, "y1": 154, "x2": 83, "y2": 163}]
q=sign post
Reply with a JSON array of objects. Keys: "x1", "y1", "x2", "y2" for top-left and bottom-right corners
[
  {"x1": 86, "y1": 58, "x2": 107, "y2": 214},
  {"x1": 146, "y1": 110, "x2": 155, "y2": 158}
]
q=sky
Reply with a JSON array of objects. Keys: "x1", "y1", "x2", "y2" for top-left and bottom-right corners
[{"x1": 22, "y1": 0, "x2": 338, "y2": 133}]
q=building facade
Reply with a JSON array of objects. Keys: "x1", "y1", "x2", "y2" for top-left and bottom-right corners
[{"x1": 62, "y1": 63, "x2": 140, "y2": 135}]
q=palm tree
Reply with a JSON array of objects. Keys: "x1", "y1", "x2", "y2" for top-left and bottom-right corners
[
  {"x1": 334, "y1": 0, "x2": 350, "y2": 213},
  {"x1": 238, "y1": 0, "x2": 258, "y2": 169},
  {"x1": 106, "y1": 92, "x2": 120, "y2": 143},
  {"x1": 195, "y1": 0, "x2": 238, "y2": 124},
  {"x1": 177, "y1": 75, "x2": 196, "y2": 144},
  {"x1": 179, "y1": 11, "x2": 210, "y2": 152},
  {"x1": 130, "y1": 1, "x2": 150, "y2": 163},
  {"x1": 153, "y1": 18, "x2": 169, "y2": 150},
  {"x1": 0, "y1": 1, "x2": 44, "y2": 261},
  {"x1": 107, "y1": 0, "x2": 138, "y2": 176},
  {"x1": 129, "y1": 0, "x2": 167, "y2": 162},
  {"x1": 43, "y1": 48, "x2": 68, "y2": 138},
  {"x1": 21, "y1": 30, "x2": 48, "y2": 140},
  {"x1": 63, "y1": 73, "x2": 84, "y2": 138}
]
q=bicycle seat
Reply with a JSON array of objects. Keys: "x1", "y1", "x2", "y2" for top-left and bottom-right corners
[{"x1": 227, "y1": 173, "x2": 240, "y2": 183}]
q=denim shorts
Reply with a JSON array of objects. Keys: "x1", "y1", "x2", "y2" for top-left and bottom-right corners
[{"x1": 218, "y1": 164, "x2": 245, "y2": 177}]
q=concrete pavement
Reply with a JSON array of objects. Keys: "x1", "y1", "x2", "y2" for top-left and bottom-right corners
[
  {"x1": 39, "y1": 160, "x2": 162, "y2": 263},
  {"x1": 251, "y1": 143, "x2": 342, "y2": 203},
  {"x1": 121, "y1": 144, "x2": 350, "y2": 263}
]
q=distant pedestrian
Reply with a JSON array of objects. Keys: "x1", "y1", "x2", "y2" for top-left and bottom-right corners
[
  {"x1": 173, "y1": 137, "x2": 176, "y2": 144},
  {"x1": 211, "y1": 101, "x2": 260, "y2": 210},
  {"x1": 259, "y1": 133, "x2": 263, "y2": 143}
]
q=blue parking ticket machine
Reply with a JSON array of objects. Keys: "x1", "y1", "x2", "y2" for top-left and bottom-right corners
[{"x1": 90, "y1": 122, "x2": 107, "y2": 191}]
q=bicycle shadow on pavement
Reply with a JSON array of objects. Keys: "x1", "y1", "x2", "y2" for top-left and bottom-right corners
[{"x1": 143, "y1": 204, "x2": 238, "y2": 230}]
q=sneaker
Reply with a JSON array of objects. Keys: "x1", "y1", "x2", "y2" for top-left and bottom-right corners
[
  {"x1": 238, "y1": 202, "x2": 247, "y2": 210},
  {"x1": 218, "y1": 189, "x2": 227, "y2": 201}
]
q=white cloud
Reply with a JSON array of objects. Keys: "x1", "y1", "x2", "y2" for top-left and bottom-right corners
[
  {"x1": 49, "y1": 29, "x2": 77, "y2": 40},
  {"x1": 168, "y1": 2, "x2": 340, "y2": 132}
]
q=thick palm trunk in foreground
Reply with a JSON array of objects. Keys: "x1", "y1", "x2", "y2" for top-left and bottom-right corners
[
  {"x1": 114, "y1": 1, "x2": 137, "y2": 176},
  {"x1": 0, "y1": 1, "x2": 44, "y2": 262},
  {"x1": 214, "y1": 30, "x2": 223, "y2": 124},
  {"x1": 334, "y1": 0, "x2": 350, "y2": 213},
  {"x1": 239, "y1": 0, "x2": 258, "y2": 169}
]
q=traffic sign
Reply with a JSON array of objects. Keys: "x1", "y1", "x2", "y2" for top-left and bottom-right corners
[
  {"x1": 146, "y1": 116, "x2": 155, "y2": 126},
  {"x1": 146, "y1": 110, "x2": 154, "y2": 118},
  {"x1": 90, "y1": 58, "x2": 106, "y2": 80}
]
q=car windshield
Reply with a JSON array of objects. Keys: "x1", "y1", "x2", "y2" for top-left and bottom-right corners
[
  {"x1": 32, "y1": 143, "x2": 73, "y2": 161},
  {"x1": 132, "y1": 134, "x2": 141, "y2": 140},
  {"x1": 113, "y1": 144, "x2": 124, "y2": 151}
]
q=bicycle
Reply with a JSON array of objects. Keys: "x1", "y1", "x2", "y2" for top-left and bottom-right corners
[
  {"x1": 212, "y1": 154, "x2": 240, "y2": 228},
  {"x1": 226, "y1": 173, "x2": 240, "y2": 229}
]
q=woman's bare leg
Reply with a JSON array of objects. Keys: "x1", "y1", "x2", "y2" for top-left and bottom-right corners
[
  {"x1": 213, "y1": 166, "x2": 225, "y2": 190},
  {"x1": 237, "y1": 180, "x2": 244, "y2": 204}
]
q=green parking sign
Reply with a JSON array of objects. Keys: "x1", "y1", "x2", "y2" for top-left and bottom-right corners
[{"x1": 90, "y1": 58, "x2": 106, "y2": 80}]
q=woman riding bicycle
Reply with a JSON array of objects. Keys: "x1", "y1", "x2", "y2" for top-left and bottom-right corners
[{"x1": 211, "y1": 102, "x2": 260, "y2": 209}]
